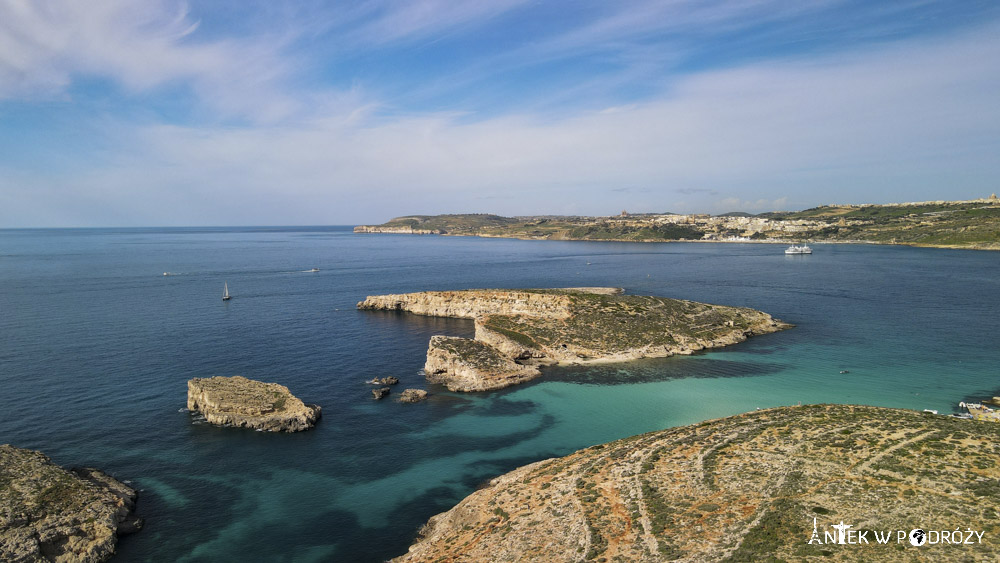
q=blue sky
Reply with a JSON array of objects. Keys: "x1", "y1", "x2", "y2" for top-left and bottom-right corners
[{"x1": 1, "y1": 0, "x2": 999, "y2": 227}]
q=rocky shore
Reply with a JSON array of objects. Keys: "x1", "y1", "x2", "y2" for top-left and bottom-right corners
[
  {"x1": 187, "y1": 376, "x2": 321, "y2": 432},
  {"x1": 0, "y1": 445, "x2": 142, "y2": 562},
  {"x1": 359, "y1": 288, "x2": 790, "y2": 391},
  {"x1": 395, "y1": 404, "x2": 1000, "y2": 562}
]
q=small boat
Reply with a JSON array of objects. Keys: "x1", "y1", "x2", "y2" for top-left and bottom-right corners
[
  {"x1": 308, "y1": 268, "x2": 320, "y2": 272},
  {"x1": 785, "y1": 244, "x2": 812, "y2": 255},
  {"x1": 222, "y1": 282, "x2": 231, "y2": 301}
]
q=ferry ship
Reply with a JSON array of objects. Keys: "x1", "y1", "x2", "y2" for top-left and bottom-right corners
[{"x1": 784, "y1": 244, "x2": 812, "y2": 255}]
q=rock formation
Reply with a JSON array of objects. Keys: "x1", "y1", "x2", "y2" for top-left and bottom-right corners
[
  {"x1": 0, "y1": 445, "x2": 142, "y2": 562},
  {"x1": 372, "y1": 387, "x2": 391, "y2": 400},
  {"x1": 366, "y1": 376, "x2": 400, "y2": 385},
  {"x1": 398, "y1": 389, "x2": 428, "y2": 403},
  {"x1": 395, "y1": 405, "x2": 1000, "y2": 562},
  {"x1": 359, "y1": 288, "x2": 790, "y2": 391},
  {"x1": 187, "y1": 376, "x2": 321, "y2": 432},
  {"x1": 424, "y1": 336, "x2": 540, "y2": 392}
]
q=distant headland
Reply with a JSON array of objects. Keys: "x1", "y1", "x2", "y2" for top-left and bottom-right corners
[
  {"x1": 355, "y1": 196, "x2": 1000, "y2": 250},
  {"x1": 358, "y1": 288, "x2": 790, "y2": 391}
]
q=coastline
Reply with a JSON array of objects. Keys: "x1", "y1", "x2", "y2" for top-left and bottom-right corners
[
  {"x1": 354, "y1": 198, "x2": 1000, "y2": 250},
  {"x1": 354, "y1": 228, "x2": 999, "y2": 251}
]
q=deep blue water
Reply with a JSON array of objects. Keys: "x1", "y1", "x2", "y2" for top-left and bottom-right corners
[{"x1": 1, "y1": 227, "x2": 997, "y2": 562}]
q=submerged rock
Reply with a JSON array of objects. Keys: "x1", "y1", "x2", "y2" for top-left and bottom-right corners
[
  {"x1": 0, "y1": 445, "x2": 142, "y2": 563},
  {"x1": 372, "y1": 387, "x2": 391, "y2": 400},
  {"x1": 398, "y1": 389, "x2": 428, "y2": 403},
  {"x1": 187, "y1": 376, "x2": 321, "y2": 432}
]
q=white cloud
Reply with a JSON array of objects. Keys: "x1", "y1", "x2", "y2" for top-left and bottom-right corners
[
  {"x1": 1, "y1": 8, "x2": 998, "y2": 226},
  {"x1": 0, "y1": 0, "x2": 299, "y2": 119}
]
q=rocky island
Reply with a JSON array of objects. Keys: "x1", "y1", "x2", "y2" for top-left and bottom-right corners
[
  {"x1": 358, "y1": 288, "x2": 789, "y2": 391},
  {"x1": 395, "y1": 404, "x2": 1000, "y2": 562},
  {"x1": 187, "y1": 376, "x2": 321, "y2": 432},
  {"x1": 0, "y1": 445, "x2": 142, "y2": 562}
]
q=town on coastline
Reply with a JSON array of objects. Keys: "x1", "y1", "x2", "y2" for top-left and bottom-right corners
[{"x1": 356, "y1": 196, "x2": 1000, "y2": 250}]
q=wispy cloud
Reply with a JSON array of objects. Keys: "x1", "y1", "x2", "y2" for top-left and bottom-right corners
[
  {"x1": 717, "y1": 197, "x2": 790, "y2": 213},
  {"x1": 5, "y1": 18, "x2": 995, "y2": 226},
  {"x1": 341, "y1": 0, "x2": 531, "y2": 45},
  {"x1": 1, "y1": 2, "x2": 998, "y2": 226},
  {"x1": 0, "y1": 0, "x2": 299, "y2": 119}
]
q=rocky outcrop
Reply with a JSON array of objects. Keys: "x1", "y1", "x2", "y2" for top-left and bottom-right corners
[
  {"x1": 0, "y1": 445, "x2": 142, "y2": 563},
  {"x1": 366, "y1": 376, "x2": 400, "y2": 385},
  {"x1": 372, "y1": 387, "x2": 391, "y2": 400},
  {"x1": 398, "y1": 389, "x2": 428, "y2": 403},
  {"x1": 395, "y1": 404, "x2": 1000, "y2": 562},
  {"x1": 359, "y1": 288, "x2": 790, "y2": 391},
  {"x1": 187, "y1": 376, "x2": 321, "y2": 432},
  {"x1": 360, "y1": 289, "x2": 580, "y2": 320},
  {"x1": 424, "y1": 336, "x2": 541, "y2": 392}
]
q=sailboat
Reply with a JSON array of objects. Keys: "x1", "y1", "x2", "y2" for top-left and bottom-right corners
[{"x1": 222, "y1": 282, "x2": 231, "y2": 301}]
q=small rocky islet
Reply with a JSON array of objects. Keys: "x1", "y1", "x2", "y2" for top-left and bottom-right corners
[
  {"x1": 0, "y1": 445, "x2": 142, "y2": 563},
  {"x1": 187, "y1": 375, "x2": 321, "y2": 432},
  {"x1": 358, "y1": 287, "x2": 791, "y2": 391}
]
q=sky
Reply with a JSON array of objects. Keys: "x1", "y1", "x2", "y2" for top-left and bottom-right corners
[{"x1": 1, "y1": 1, "x2": 999, "y2": 227}]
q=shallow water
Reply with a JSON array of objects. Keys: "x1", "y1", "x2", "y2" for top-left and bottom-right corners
[{"x1": 1, "y1": 227, "x2": 996, "y2": 561}]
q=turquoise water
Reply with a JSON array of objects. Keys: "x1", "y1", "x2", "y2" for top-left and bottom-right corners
[{"x1": 0, "y1": 228, "x2": 997, "y2": 561}]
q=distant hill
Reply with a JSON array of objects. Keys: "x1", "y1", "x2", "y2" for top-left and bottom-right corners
[{"x1": 356, "y1": 197, "x2": 1000, "y2": 249}]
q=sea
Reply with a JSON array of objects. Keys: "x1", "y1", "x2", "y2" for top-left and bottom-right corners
[{"x1": 0, "y1": 226, "x2": 997, "y2": 562}]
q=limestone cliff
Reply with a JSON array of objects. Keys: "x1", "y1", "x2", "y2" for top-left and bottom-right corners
[
  {"x1": 187, "y1": 376, "x2": 321, "y2": 432},
  {"x1": 424, "y1": 336, "x2": 541, "y2": 392},
  {"x1": 0, "y1": 445, "x2": 142, "y2": 563},
  {"x1": 357, "y1": 288, "x2": 608, "y2": 320},
  {"x1": 395, "y1": 405, "x2": 1000, "y2": 562},
  {"x1": 358, "y1": 288, "x2": 789, "y2": 391}
]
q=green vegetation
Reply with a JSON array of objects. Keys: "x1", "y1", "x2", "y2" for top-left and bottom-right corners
[
  {"x1": 566, "y1": 222, "x2": 703, "y2": 241},
  {"x1": 480, "y1": 290, "x2": 771, "y2": 356},
  {"x1": 723, "y1": 499, "x2": 807, "y2": 563},
  {"x1": 434, "y1": 336, "x2": 521, "y2": 371},
  {"x1": 377, "y1": 214, "x2": 518, "y2": 233},
  {"x1": 271, "y1": 391, "x2": 287, "y2": 411}
]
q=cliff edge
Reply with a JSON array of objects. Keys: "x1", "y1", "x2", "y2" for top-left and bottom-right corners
[
  {"x1": 395, "y1": 404, "x2": 1000, "y2": 562},
  {"x1": 187, "y1": 376, "x2": 321, "y2": 432},
  {"x1": 358, "y1": 288, "x2": 789, "y2": 391},
  {"x1": 0, "y1": 445, "x2": 142, "y2": 563}
]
